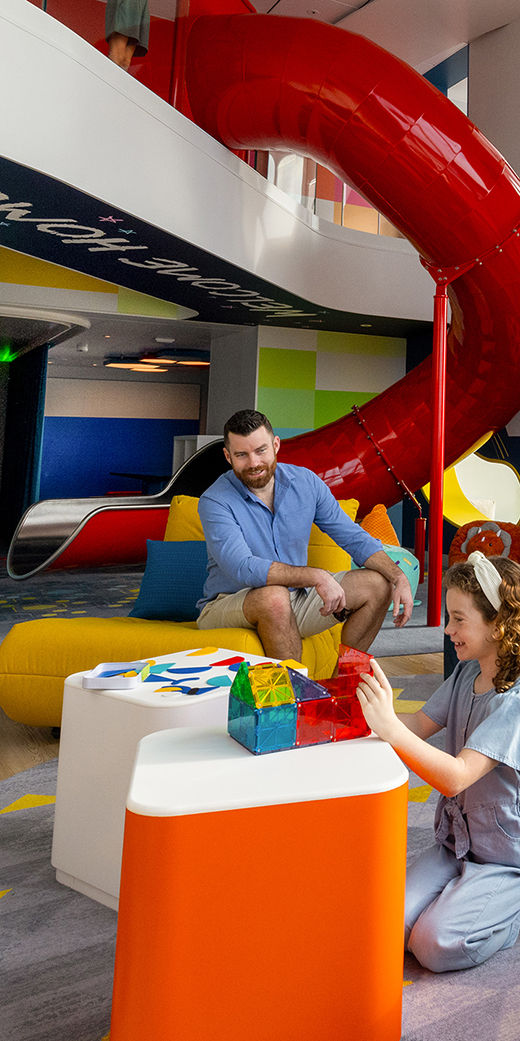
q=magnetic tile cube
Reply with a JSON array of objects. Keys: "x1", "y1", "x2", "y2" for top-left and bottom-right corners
[
  {"x1": 249, "y1": 663, "x2": 294, "y2": 707},
  {"x1": 228, "y1": 653, "x2": 373, "y2": 754},
  {"x1": 329, "y1": 690, "x2": 371, "y2": 741},
  {"x1": 228, "y1": 693, "x2": 297, "y2": 754},
  {"x1": 296, "y1": 698, "x2": 335, "y2": 747}
]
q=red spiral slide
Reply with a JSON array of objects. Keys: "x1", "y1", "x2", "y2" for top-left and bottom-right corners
[
  {"x1": 10, "y1": 7, "x2": 520, "y2": 578},
  {"x1": 184, "y1": 12, "x2": 520, "y2": 517}
]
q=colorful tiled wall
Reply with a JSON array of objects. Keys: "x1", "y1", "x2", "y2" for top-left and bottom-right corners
[{"x1": 256, "y1": 326, "x2": 407, "y2": 439}]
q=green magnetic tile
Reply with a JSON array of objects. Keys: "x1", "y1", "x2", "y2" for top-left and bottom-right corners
[
  {"x1": 256, "y1": 387, "x2": 315, "y2": 429},
  {"x1": 230, "y1": 663, "x2": 255, "y2": 707},
  {"x1": 258, "y1": 348, "x2": 316, "y2": 390},
  {"x1": 314, "y1": 390, "x2": 375, "y2": 427},
  {"x1": 317, "y1": 331, "x2": 406, "y2": 356}
]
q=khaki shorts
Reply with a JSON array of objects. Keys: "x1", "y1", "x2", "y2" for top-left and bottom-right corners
[{"x1": 197, "y1": 572, "x2": 348, "y2": 639}]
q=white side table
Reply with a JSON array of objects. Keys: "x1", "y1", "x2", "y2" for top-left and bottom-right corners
[{"x1": 51, "y1": 646, "x2": 275, "y2": 909}]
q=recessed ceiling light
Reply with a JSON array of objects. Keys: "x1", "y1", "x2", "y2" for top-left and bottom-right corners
[
  {"x1": 154, "y1": 337, "x2": 176, "y2": 343},
  {"x1": 360, "y1": 323, "x2": 372, "y2": 328},
  {"x1": 139, "y1": 356, "x2": 178, "y2": 364},
  {"x1": 104, "y1": 360, "x2": 168, "y2": 372},
  {"x1": 175, "y1": 360, "x2": 210, "y2": 367},
  {"x1": 104, "y1": 334, "x2": 111, "y2": 338}
]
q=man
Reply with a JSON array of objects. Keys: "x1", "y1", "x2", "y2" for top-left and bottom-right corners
[{"x1": 197, "y1": 409, "x2": 413, "y2": 665}]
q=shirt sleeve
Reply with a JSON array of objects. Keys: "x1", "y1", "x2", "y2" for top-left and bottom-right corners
[
  {"x1": 311, "y1": 475, "x2": 383, "y2": 566},
  {"x1": 465, "y1": 689, "x2": 520, "y2": 769},
  {"x1": 421, "y1": 664, "x2": 464, "y2": 728},
  {"x1": 198, "y1": 493, "x2": 272, "y2": 589}
]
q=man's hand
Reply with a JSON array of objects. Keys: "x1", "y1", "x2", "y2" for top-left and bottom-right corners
[
  {"x1": 313, "y1": 570, "x2": 347, "y2": 617},
  {"x1": 391, "y1": 571, "x2": 414, "y2": 627}
]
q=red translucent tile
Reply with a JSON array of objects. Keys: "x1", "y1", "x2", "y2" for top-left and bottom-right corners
[
  {"x1": 296, "y1": 699, "x2": 334, "y2": 746},
  {"x1": 338, "y1": 645, "x2": 373, "y2": 679},
  {"x1": 323, "y1": 675, "x2": 360, "y2": 698},
  {"x1": 332, "y1": 695, "x2": 371, "y2": 741}
]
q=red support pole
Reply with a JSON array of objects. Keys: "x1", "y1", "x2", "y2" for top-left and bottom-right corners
[
  {"x1": 414, "y1": 516, "x2": 426, "y2": 585},
  {"x1": 427, "y1": 283, "x2": 448, "y2": 626}
]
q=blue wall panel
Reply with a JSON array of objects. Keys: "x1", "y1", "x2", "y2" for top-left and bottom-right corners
[{"x1": 39, "y1": 417, "x2": 199, "y2": 498}]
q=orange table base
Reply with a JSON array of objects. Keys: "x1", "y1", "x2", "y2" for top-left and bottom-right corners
[{"x1": 111, "y1": 784, "x2": 408, "y2": 1041}]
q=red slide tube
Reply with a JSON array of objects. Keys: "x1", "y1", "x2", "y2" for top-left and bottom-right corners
[{"x1": 183, "y1": 14, "x2": 520, "y2": 518}]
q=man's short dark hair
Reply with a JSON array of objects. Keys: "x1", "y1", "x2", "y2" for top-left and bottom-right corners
[{"x1": 223, "y1": 410, "x2": 274, "y2": 447}]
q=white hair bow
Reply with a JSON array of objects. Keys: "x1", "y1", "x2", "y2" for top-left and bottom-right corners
[{"x1": 467, "y1": 551, "x2": 502, "y2": 611}]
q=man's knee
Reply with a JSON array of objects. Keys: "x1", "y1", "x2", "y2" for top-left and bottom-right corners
[
  {"x1": 342, "y1": 569, "x2": 391, "y2": 608},
  {"x1": 244, "y1": 585, "x2": 294, "y2": 627}
]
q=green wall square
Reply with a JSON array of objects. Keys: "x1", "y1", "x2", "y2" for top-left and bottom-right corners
[
  {"x1": 257, "y1": 387, "x2": 315, "y2": 430},
  {"x1": 317, "y1": 331, "x2": 406, "y2": 356},
  {"x1": 314, "y1": 390, "x2": 375, "y2": 427},
  {"x1": 258, "y1": 348, "x2": 316, "y2": 390}
]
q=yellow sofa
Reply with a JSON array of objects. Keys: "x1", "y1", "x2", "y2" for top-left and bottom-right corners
[{"x1": 1, "y1": 494, "x2": 394, "y2": 727}]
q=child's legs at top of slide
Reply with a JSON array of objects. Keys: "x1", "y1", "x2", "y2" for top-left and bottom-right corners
[
  {"x1": 405, "y1": 843, "x2": 458, "y2": 948},
  {"x1": 407, "y1": 853, "x2": 520, "y2": 973}
]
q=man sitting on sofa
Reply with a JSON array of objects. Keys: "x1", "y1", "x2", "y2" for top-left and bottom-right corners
[{"x1": 196, "y1": 409, "x2": 413, "y2": 665}]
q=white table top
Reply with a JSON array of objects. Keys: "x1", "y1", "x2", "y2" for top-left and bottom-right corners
[
  {"x1": 65, "y1": 647, "x2": 278, "y2": 707},
  {"x1": 127, "y1": 726, "x2": 408, "y2": 817}
]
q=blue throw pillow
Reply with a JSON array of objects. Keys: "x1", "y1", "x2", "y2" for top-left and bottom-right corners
[{"x1": 129, "y1": 540, "x2": 208, "y2": 621}]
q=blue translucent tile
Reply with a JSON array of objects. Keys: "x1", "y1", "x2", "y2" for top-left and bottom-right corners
[
  {"x1": 228, "y1": 696, "x2": 297, "y2": 753},
  {"x1": 228, "y1": 694, "x2": 257, "y2": 752},
  {"x1": 255, "y1": 703, "x2": 297, "y2": 753},
  {"x1": 287, "y1": 668, "x2": 329, "y2": 703}
]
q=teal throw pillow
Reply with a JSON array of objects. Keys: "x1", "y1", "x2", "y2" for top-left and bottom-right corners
[
  {"x1": 351, "y1": 544, "x2": 420, "y2": 601},
  {"x1": 129, "y1": 540, "x2": 208, "y2": 621}
]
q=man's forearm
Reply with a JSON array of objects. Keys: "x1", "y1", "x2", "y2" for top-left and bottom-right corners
[
  {"x1": 362, "y1": 550, "x2": 404, "y2": 584},
  {"x1": 266, "y1": 561, "x2": 322, "y2": 588}
]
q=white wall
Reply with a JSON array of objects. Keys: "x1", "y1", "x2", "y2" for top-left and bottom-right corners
[
  {"x1": 44, "y1": 378, "x2": 200, "y2": 419},
  {"x1": 469, "y1": 17, "x2": 520, "y2": 174}
]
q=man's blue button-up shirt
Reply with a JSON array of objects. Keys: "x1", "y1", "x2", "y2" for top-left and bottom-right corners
[{"x1": 197, "y1": 463, "x2": 382, "y2": 609}]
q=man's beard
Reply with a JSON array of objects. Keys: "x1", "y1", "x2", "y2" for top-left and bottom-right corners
[{"x1": 237, "y1": 457, "x2": 277, "y2": 490}]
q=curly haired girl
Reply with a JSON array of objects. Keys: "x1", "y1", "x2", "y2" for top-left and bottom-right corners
[{"x1": 356, "y1": 551, "x2": 520, "y2": 972}]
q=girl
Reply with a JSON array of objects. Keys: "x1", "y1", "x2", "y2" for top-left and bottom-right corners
[{"x1": 356, "y1": 550, "x2": 520, "y2": 973}]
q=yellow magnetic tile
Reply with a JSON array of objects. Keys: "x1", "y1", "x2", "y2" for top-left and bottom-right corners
[
  {"x1": 187, "y1": 647, "x2": 218, "y2": 656},
  {"x1": 0, "y1": 889, "x2": 12, "y2": 899}
]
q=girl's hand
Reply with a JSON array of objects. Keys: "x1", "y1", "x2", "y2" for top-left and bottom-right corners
[{"x1": 356, "y1": 659, "x2": 398, "y2": 740}]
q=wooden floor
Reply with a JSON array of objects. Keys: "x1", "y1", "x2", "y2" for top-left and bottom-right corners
[{"x1": 0, "y1": 651, "x2": 443, "y2": 781}]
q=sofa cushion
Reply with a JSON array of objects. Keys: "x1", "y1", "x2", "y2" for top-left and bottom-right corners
[
  {"x1": 129, "y1": 540, "x2": 208, "y2": 621},
  {"x1": 351, "y1": 543, "x2": 420, "y2": 601},
  {"x1": 164, "y1": 495, "x2": 204, "y2": 542},
  {"x1": 306, "y1": 498, "x2": 359, "y2": 571},
  {"x1": 0, "y1": 616, "x2": 340, "y2": 726},
  {"x1": 359, "y1": 503, "x2": 400, "y2": 546},
  {"x1": 166, "y1": 493, "x2": 360, "y2": 572}
]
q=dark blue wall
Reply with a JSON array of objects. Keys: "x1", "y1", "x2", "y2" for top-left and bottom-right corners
[{"x1": 39, "y1": 417, "x2": 198, "y2": 498}]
